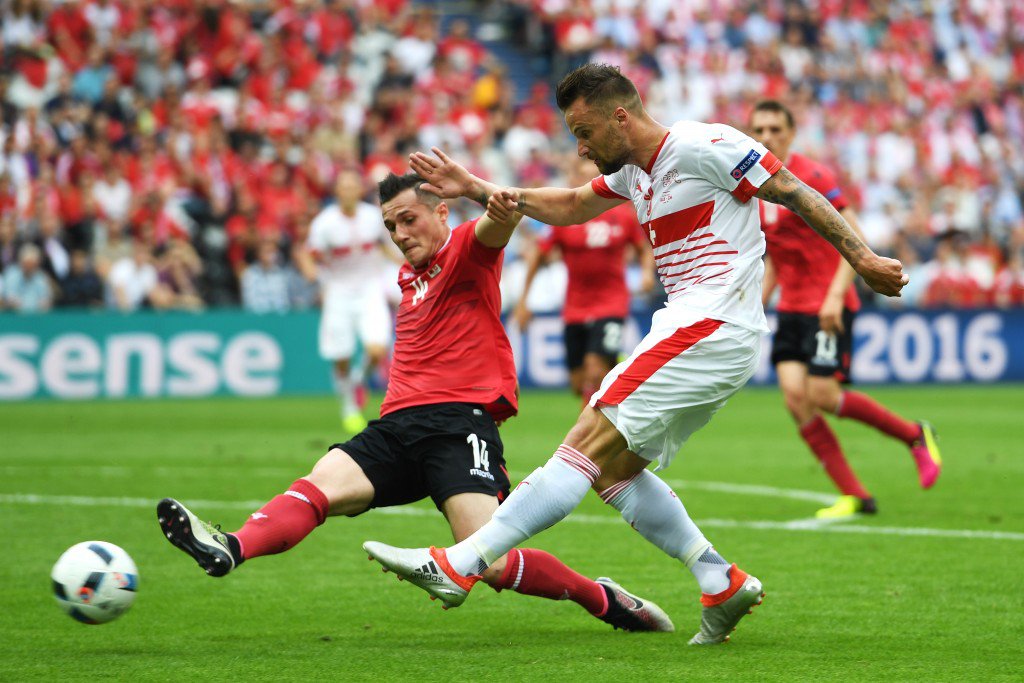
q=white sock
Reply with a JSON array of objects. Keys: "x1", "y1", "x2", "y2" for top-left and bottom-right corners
[
  {"x1": 445, "y1": 445, "x2": 600, "y2": 576},
  {"x1": 332, "y1": 369, "x2": 358, "y2": 417},
  {"x1": 349, "y1": 361, "x2": 367, "y2": 386},
  {"x1": 600, "y1": 470, "x2": 731, "y2": 594}
]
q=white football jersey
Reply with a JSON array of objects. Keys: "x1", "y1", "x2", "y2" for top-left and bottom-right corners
[
  {"x1": 593, "y1": 121, "x2": 781, "y2": 332},
  {"x1": 307, "y1": 201, "x2": 388, "y2": 305}
]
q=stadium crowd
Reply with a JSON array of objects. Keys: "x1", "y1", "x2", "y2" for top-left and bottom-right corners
[{"x1": 0, "y1": 0, "x2": 1022, "y2": 313}]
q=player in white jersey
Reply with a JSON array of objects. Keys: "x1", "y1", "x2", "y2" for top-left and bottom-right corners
[
  {"x1": 364, "y1": 64, "x2": 908, "y2": 643},
  {"x1": 303, "y1": 170, "x2": 396, "y2": 433}
]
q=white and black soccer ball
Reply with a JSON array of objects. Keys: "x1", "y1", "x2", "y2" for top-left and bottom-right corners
[{"x1": 51, "y1": 541, "x2": 138, "y2": 625}]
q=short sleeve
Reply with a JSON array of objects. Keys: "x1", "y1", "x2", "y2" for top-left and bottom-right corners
[
  {"x1": 466, "y1": 218, "x2": 503, "y2": 264},
  {"x1": 307, "y1": 214, "x2": 326, "y2": 253},
  {"x1": 698, "y1": 125, "x2": 782, "y2": 203},
  {"x1": 591, "y1": 170, "x2": 630, "y2": 200}
]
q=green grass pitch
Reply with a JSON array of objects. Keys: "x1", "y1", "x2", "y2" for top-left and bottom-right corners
[{"x1": 2, "y1": 385, "x2": 1023, "y2": 681}]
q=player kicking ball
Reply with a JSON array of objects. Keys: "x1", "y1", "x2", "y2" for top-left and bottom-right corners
[
  {"x1": 156, "y1": 172, "x2": 673, "y2": 633},
  {"x1": 751, "y1": 101, "x2": 942, "y2": 518},
  {"x1": 364, "y1": 64, "x2": 909, "y2": 644}
]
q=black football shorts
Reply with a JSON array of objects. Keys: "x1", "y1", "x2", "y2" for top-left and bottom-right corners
[
  {"x1": 771, "y1": 310, "x2": 855, "y2": 383},
  {"x1": 564, "y1": 317, "x2": 625, "y2": 370},
  {"x1": 330, "y1": 402, "x2": 510, "y2": 513}
]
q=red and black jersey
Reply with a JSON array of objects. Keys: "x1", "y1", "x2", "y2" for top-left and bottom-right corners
[{"x1": 382, "y1": 220, "x2": 518, "y2": 422}]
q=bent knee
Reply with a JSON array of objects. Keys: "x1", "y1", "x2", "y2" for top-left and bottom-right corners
[
  {"x1": 782, "y1": 389, "x2": 811, "y2": 422},
  {"x1": 808, "y1": 383, "x2": 840, "y2": 413},
  {"x1": 306, "y1": 448, "x2": 374, "y2": 516}
]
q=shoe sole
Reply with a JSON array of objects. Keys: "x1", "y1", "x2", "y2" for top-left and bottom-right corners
[
  {"x1": 689, "y1": 578, "x2": 766, "y2": 645},
  {"x1": 362, "y1": 541, "x2": 465, "y2": 609},
  {"x1": 157, "y1": 498, "x2": 233, "y2": 577}
]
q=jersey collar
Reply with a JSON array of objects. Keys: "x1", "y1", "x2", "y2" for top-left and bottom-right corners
[{"x1": 643, "y1": 131, "x2": 671, "y2": 175}]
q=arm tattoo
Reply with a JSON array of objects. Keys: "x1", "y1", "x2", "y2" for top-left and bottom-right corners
[
  {"x1": 472, "y1": 190, "x2": 488, "y2": 207},
  {"x1": 757, "y1": 168, "x2": 869, "y2": 267}
]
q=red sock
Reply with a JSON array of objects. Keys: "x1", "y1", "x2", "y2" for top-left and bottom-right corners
[
  {"x1": 495, "y1": 548, "x2": 608, "y2": 616},
  {"x1": 800, "y1": 416, "x2": 871, "y2": 499},
  {"x1": 837, "y1": 391, "x2": 920, "y2": 444},
  {"x1": 233, "y1": 479, "x2": 329, "y2": 560}
]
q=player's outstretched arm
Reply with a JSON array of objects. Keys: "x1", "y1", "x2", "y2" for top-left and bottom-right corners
[
  {"x1": 756, "y1": 168, "x2": 908, "y2": 297},
  {"x1": 409, "y1": 147, "x2": 501, "y2": 206},
  {"x1": 487, "y1": 181, "x2": 623, "y2": 227}
]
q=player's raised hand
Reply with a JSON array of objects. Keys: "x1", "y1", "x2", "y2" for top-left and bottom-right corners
[
  {"x1": 408, "y1": 147, "x2": 476, "y2": 199},
  {"x1": 857, "y1": 255, "x2": 909, "y2": 297},
  {"x1": 487, "y1": 189, "x2": 520, "y2": 224}
]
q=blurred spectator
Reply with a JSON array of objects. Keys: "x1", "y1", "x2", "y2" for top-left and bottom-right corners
[
  {"x1": 107, "y1": 238, "x2": 157, "y2": 311},
  {"x1": 58, "y1": 248, "x2": 103, "y2": 308},
  {"x1": 71, "y1": 45, "x2": 111, "y2": 104},
  {"x1": 152, "y1": 238, "x2": 204, "y2": 310},
  {"x1": 33, "y1": 209, "x2": 70, "y2": 281},
  {"x1": 3, "y1": 243, "x2": 52, "y2": 312},
  {"x1": 92, "y1": 162, "x2": 131, "y2": 225},
  {"x1": 241, "y1": 239, "x2": 290, "y2": 314}
]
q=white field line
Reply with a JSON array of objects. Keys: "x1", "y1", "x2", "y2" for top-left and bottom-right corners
[
  {"x1": 0, "y1": 465, "x2": 841, "y2": 504},
  {"x1": 662, "y1": 479, "x2": 837, "y2": 505},
  {"x1": 3, "y1": 492, "x2": 1022, "y2": 542}
]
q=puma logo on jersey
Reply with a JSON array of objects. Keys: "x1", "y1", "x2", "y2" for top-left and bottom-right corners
[
  {"x1": 711, "y1": 136, "x2": 725, "y2": 144},
  {"x1": 412, "y1": 278, "x2": 429, "y2": 305}
]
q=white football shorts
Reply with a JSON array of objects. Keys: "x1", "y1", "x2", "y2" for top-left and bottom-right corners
[
  {"x1": 590, "y1": 305, "x2": 762, "y2": 470},
  {"x1": 318, "y1": 290, "x2": 393, "y2": 361}
]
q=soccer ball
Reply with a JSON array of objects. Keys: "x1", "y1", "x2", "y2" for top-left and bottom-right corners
[{"x1": 51, "y1": 541, "x2": 138, "y2": 625}]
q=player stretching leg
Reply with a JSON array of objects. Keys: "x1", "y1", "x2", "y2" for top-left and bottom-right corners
[
  {"x1": 514, "y1": 157, "x2": 655, "y2": 406},
  {"x1": 751, "y1": 101, "x2": 942, "y2": 519},
  {"x1": 298, "y1": 171, "x2": 397, "y2": 433},
  {"x1": 365, "y1": 64, "x2": 909, "y2": 644},
  {"x1": 157, "y1": 172, "x2": 672, "y2": 633}
]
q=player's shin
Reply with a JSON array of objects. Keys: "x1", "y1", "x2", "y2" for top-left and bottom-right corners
[
  {"x1": 232, "y1": 478, "x2": 329, "y2": 561},
  {"x1": 445, "y1": 445, "x2": 599, "y2": 576},
  {"x1": 600, "y1": 470, "x2": 730, "y2": 594},
  {"x1": 493, "y1": 548, "x2": 608, "y2": 615}
]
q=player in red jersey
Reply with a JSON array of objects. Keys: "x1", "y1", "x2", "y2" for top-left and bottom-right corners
[
  {"x1": 751, "y1": 100, "x2": 942, "y2": 519},
  {"x1": 514, "y1": 157, "x2": 655, "y2": 404},
  {"x1": 155, "y1": 172, "x2": 674, "y2": 632}
]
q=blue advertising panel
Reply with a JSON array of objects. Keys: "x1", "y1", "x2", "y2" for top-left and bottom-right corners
[{"x1": 513, "y1": 308, "x2": 1024, "y2": 388}]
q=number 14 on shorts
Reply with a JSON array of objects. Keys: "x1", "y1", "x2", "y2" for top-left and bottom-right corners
[{"x1": 467, "y1": 433, "x2": 493, "y2": 480}]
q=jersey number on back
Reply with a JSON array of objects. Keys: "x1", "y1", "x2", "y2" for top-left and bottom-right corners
[{"x1": 585, "y1": 222, "x2": 612, "y2": 247}]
